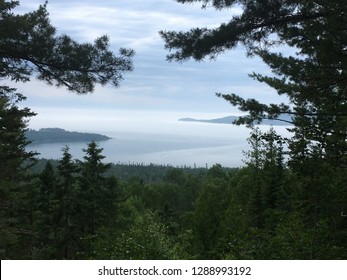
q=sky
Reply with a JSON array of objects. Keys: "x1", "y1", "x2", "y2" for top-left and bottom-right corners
[{"x1": 11, "y1": 0, "x2": 288, "y2": 131}]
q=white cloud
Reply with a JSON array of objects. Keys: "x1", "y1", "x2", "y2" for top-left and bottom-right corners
[{"x1": 11, "y1": 0, "x2": 291, "y2": 130}]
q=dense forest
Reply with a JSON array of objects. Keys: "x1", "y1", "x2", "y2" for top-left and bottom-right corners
[
  {"x1": 1, "y1": 0, "x2": 346, "y2": 259},
  {"x1": 1, "y1": 130, "x2": 347, "y2": 259},
  {"x1": 26, "y1": 128, "x2": 111, "y2": 145}
]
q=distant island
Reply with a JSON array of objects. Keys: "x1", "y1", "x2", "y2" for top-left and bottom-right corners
[
  {"x1": 179, "y1": 115, "x2": 292, "y2": 126},
  {"x1": 26, "y1": 128, "x2": 112, "y2": 145}
]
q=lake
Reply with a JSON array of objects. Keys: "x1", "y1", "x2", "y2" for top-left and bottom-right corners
[{"x1": 28, "y1": 120, "x2": 291, "y2": 168}]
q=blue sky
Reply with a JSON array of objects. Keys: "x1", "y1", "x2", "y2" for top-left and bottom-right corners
[{"x1": 12, "y1": 0, "x2": 288, "y2": 129}]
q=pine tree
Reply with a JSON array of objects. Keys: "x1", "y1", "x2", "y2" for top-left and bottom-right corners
[
  {"x1": 1, "y1": 1, "x2": 134, "y2": 93},
  {"x1": 1, "y1": 0, "x2": 135, "y2": 259},
  {"x1": 160, "y1": 0, "x2": 346, "y2": 166},
  {"x1": 161, "y1": 0, "x2": 347, "y2": 258},
  {"x1": 0, "y1": 86, "x2": 37, "y2": 259},
  {"x1": 0, "y1": 87, "x2": 36, "y2": 183}
]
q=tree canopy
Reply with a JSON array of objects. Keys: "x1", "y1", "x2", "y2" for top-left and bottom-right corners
[
  {"x1": 160, "y1": 0, "x2": 347, "y2": 166},
  {"x1": 0, "y1": 0, "x2": 135, "y2": 93},
  {"x1": 1, "y1": 0, "x2": 346, "y2": 260},
  {"x1": 160, "y1": 0, "x2": 342, "y2": 61},
  {"x1": 0, "y1": 1, "x2": 134, "y2": 258},
  {"x1": 160, "y1": 2, "x2": 347, "y2": 259}
]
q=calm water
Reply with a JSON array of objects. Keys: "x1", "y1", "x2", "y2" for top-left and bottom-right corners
[{"x1": 28, "y1": 121, "x2": 291, "y2": 168}]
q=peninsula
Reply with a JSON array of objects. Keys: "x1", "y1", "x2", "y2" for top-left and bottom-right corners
[{"x1": 26, "y1": 128, "x2": 111, "y2": 145}]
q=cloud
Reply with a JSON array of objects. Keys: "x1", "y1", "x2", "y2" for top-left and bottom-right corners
[{"x1": 12, "y1": 0, "x2": 285, "y2": 124}]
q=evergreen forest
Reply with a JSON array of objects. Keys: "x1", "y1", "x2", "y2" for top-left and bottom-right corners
[
  {"x1": 1, "y1": 129, "x2": 346, "y2": 259},
  {"x1": 1, "y1": 0, "x2": 346, "y2": 259}
]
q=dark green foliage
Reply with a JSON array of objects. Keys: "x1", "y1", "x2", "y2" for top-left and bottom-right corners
[
  {"x1": 31, "y1": 149, "x2": 80, "y2": 259},
  {"x1": 221, "y1": 129, "x2": 347, "y2": 259},
  {"x1": 27, "y1": 144, "x2": 125, "y2": 259},
  {"x1": 78, "y1": 142, "x2": 112, "y2": 250},
  {"x1": 2, "y1": 0, "x2": 346, "y2": 260},
  {"x1": 29, "y1": 160, "x2": 211, "y2": 182},
  {"x1": 160, "y1": 0, "x2": 329, "y2": 61},
  {"x1": 0, "y1": 86, "x2": 37, "y2": 259},
  {"x1": 0, "y1": 87, "x2": 37, "y2": 182},
  {"x1": 33, "y1": 161, "x2": 58, "y2": 258},
  {"x1": 161, "y1": 0, "x2": 346, "y2": 166},
  {"x1": 3, "y1": 138, "x2": 347, "y2": 259},
  {"x1": 54, "y1": 147, "x2": 80, "y2": 259},
  {"x1": 0, "y1": 0, "x2": 134, "y2": 260},
  {"x1": 161, "y1": 1, "x2": 346, "y2": 157},
  {"x1": 192, "y1": 179, "x2": 229, "y2": 258},
  {"x1": 1, "y1": 1, "x2": 134, "y2": 93},
  {"x1": 159, "y1": 0, "x2": 347, "y2": 259},
  {"x1": 26, "y1": 128, "x2": 111, "y2": 144}
]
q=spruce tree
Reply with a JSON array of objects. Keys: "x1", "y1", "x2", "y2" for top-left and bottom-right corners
[
  {"x1": 78, "y1": 141, "x2": 111, "y2": 257},
  {"x1": 56, "y1": 146, "x2": 80, "y2": 259},
  {"x1": 35, "y1": 161, "x2": 58, "y2": 258},
  {"x1": 0, "y1": 87, "x2": 36, "y2": 182},
  {"x1": 0, "y1": 86, "x2": 37, "y2": 259}
]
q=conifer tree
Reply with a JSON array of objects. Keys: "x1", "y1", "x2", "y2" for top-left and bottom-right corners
[
  {"x1": 160, "y1": 0, "x2": 346, "y2": 165},
  {"x1": 161, "y1": 0, "x2": 347, "y2": 258},
  {"x1": 78, "y1": 141, "x2": 112, "y2": 256},
  {"x1": 56, "y1": 146, "x2": 80, "y2": 259},
  {"x1": 0, "y1": 86, "x2": 37, "y2": 259},
  {"x1": 0, "y1": 87, "x2": 36, "y2": 183},
  {"x1": 1, "y1": 1, "x2": 134, "y2": 93},
  {"x1": 1, "y1": 0, "x2": 134, "y2": 258},
  {"x1": 34, "y1": 161, "x2": 58, "y2": 258},
  {"x1": 192, "y1": 169, "x2": 229, "y2": 259}
]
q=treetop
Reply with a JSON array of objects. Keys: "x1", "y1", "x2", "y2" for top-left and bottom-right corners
[{"x1": 0, "y1": 1, "x2": 135, "y2": 94}]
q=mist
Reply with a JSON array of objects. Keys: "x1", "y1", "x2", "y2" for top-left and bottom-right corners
[{"x1": 27, "y1": 109, "x2": 292, "y2": 167}]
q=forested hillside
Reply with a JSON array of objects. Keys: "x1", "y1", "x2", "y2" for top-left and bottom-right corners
[
  {"x1": 26, "y1": 128, "x2": 111, "y2": 144},
  {"x1": 32, "y1": 159, "x2": 213, "y2": 183},
  {"x1": 2, "y1": 133, "x2": 346, "y2": 259},
  {"x1": 1, "y1": 0, "x2": 346, "y2": 260}
]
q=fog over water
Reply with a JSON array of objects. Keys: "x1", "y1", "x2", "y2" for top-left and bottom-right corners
[
  {"x1": 27, "y1": 110, "x2": 292, "y2": 167},
  {"x1": 16, "y1": 0, "x2": 293, "y2": 168},
  {"x1": 29, "y1": 130, "x2": 246, "y2": 167}
]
